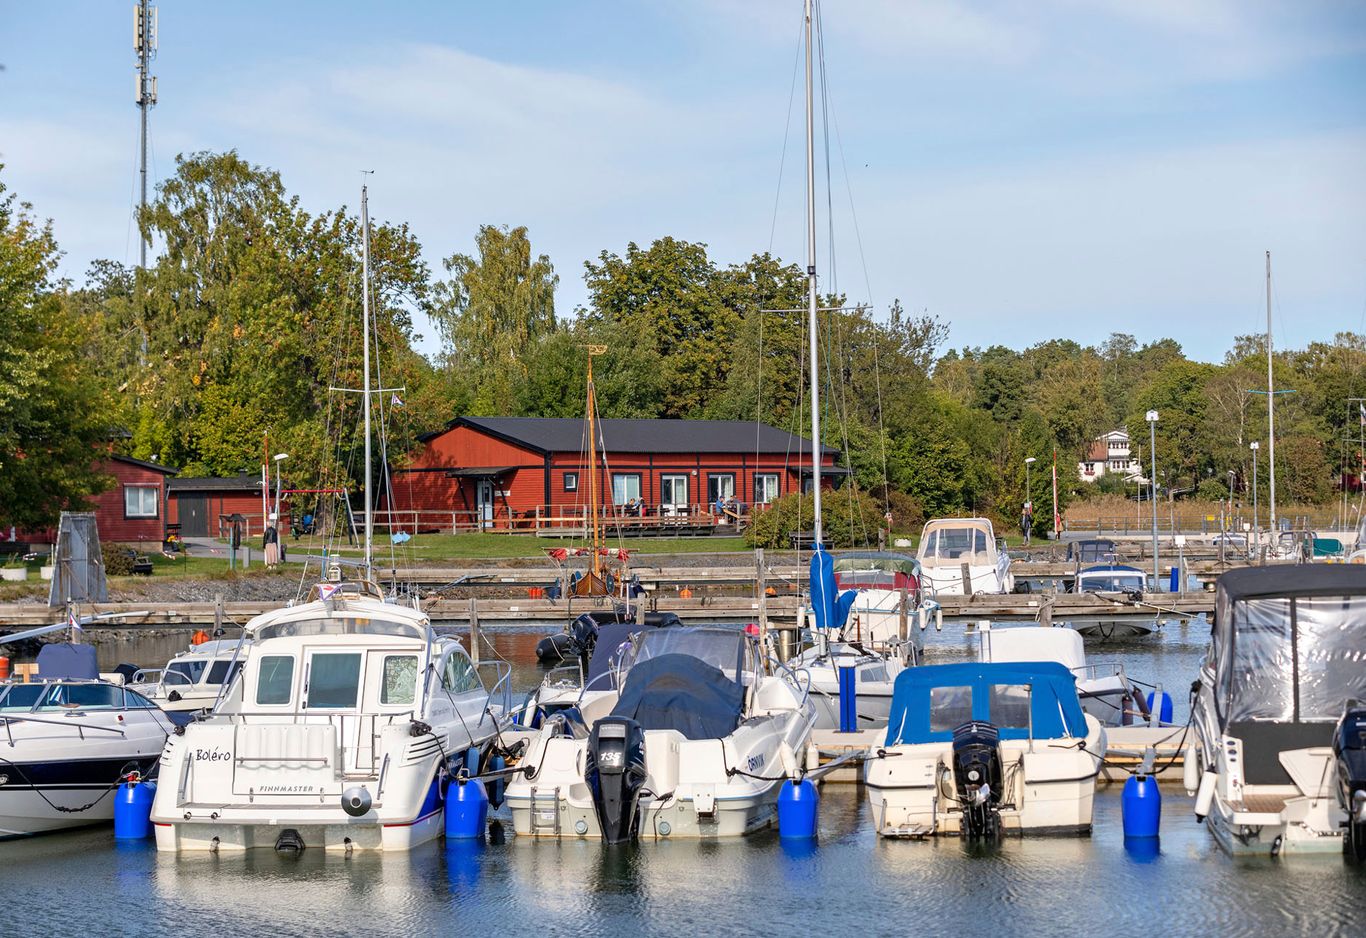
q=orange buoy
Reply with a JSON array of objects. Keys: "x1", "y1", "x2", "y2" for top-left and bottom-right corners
[
  {"x1": 191, "y1": 629, "x2": 210, "y2": 645},
  {"x1": 0, "y1": 656, "x2": 9, "y2": 680},
  {"x1": 527, "y1": 587, "x2": 544, "y2": 599},
  {"x1": 765, "y1": 586, "x2": 777, "y2": 597},
  {"x1": 679, "y1": 587, "x2": 693, "y2": 599}
]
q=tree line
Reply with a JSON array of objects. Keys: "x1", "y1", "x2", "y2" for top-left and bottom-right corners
[{"x1": 2, "y1": 151, "x2": 1362, "y2": 534}]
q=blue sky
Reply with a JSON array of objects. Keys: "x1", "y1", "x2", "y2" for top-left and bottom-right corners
[{"x1": 2, "y1": 1, "x2": 1364, "y2": 362}]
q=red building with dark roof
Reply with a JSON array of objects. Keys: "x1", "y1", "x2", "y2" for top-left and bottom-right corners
[
  {"x1": 389, "y1": 417, "x2": 842, "y2": 532},
  {"x1": 92, "y1": 454, "x2": 178, "y2": 544},
  {"x1": 167, "y1": 473, "x2": 289, "y2": 538}
]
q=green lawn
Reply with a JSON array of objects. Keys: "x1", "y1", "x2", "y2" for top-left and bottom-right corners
[{"x1": 288, "y1": 532, "x2": 752, "y2": 561}]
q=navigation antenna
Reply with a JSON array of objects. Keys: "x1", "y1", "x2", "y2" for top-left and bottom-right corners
[{"x1": 134, "y1": 1, "x2": 158, "y2": 360}]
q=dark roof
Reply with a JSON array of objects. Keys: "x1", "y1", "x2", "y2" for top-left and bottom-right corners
[
  {"x1": 1217, "y1": 565, "x2": 1366, "y2": 602},
  {"x1": 110, "y1": 454, "x2": 179, "y2": 476},
  {"x1": 445, "y1": 466, "x2": 517, "y2": 478},
  {"x1": 168, "y1": 473, "x2": 263, "y2": 493},
  {"x1": 430, "y1": 417, "x2": 837, "y2": 457}
]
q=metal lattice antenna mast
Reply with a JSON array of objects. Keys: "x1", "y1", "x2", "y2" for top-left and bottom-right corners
[
  {"x1": 134, "y1": 1, "x2": 157, "y2": 271},
  {"x1": 134, "y1": 1, "x2": 157, "y2": 363}
]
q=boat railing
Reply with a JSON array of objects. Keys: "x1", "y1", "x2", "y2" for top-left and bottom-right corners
[
  {"x1": 769, "y1": 654, "x2": 812, "y2": 709},
  {"x1": 478, "y1": 659, "x2": 514, "y2": 717}
]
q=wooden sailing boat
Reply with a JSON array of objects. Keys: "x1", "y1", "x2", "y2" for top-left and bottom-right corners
[{"x1": 573, "y1": 344, "x2": 612, "y2": 597}]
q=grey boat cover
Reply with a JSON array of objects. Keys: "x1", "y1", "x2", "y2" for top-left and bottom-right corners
[{"x1": 608, "y1": 653, "x2": 745, "y2": 741}]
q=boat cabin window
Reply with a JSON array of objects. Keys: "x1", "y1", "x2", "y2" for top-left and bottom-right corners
[
  {"x1": 306, "y1": 653, "x2": 362, "y2": 709},
  {"x1": 167, "y1": 660, "x2": 207, "y2": 685},
  {"x1": 987, "y1": 684, "x2": 1032, "y2": 730},
  {"x1": 929, "y1": 686, "x2": 974, "y2": 733},
  {"x1": 441, "y1": 651, "x2": 481, "y2": 695},
  {"x1": 382, "y1": 654, "x2": 419, "y2": 705},
  {"x1": 923, "y1": 527, "x2": 989, "y2": 562},
  {"x1": 38, "y1": 683, "x2": 124, "y2": 710},
  {"x1": 206, "y1": 659, "x2": 244, "y2": 686},
  {"x1": 0, "y1": 683, "x2": 46, "y2": 712},
  {"x1": 256, "y1": 655, "x2": 295, "y2": 706}
]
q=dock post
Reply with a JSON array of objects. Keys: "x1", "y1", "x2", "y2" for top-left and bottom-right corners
[
  {"x1": 898, "y1": 586, "x2": 908, "y2": 642},
  {"x1": 635, "y1": 596, "x2": 646, "y2": 625},
  {"x1": 468, "y1": 597, "x2": 480, "y2": 665},
  {"x1": 960, "y1": 562, "x2": 973, "y2": 594},
  {"x1": 214, "y1": 593, "x2": 223, "y2": 637}
]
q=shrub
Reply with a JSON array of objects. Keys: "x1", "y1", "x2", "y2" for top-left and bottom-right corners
[
  {"x1": 101, "y1": 543, "x2": 135, "y2": 576},
  {"x1": 745, "y1": 489, "x2": 887, "y2": 549}
]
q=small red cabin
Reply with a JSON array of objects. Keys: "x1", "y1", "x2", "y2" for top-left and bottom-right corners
[
  {"x1": 389, "y1": 417, "x2": 843, "y2": 533},
  {"x1": 168, "y1": 474, "x2": 290, "y2": 539},
  {"x1": 93, "y1": 454, "x2": 178, "y2": 545}
]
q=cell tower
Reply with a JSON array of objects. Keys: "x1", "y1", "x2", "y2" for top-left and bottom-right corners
[{"x1": 134, "y1": 0, "x2": 158, "y2": 271}]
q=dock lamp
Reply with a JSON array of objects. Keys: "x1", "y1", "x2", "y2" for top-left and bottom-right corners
[
  {"x1": 1249, "y1": 441, "x2": 1259, "y2": 546},
  {"x1": 1146, "y1": 411, "x2": 1160, "y2": 590}
]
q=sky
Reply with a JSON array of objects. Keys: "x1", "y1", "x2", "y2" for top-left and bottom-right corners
[{"x1": 1, "y1": 0, "x2": 1364, "y2": 363}]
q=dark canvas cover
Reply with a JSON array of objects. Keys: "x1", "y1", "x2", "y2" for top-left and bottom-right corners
[{"x1": 609, "y1": 653, "x2": 745, "y2": 741}]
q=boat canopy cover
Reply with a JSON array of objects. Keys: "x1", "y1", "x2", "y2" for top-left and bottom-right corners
[
  {"x1": 1077, "y1": 565, "x2": 1146, "y2": 592},
  {"x1": 1212, "y1": 565, "x2": 1366, "y2": 726},
  {"x1": 980, "y1": 627, "x2": 1086, "y2": 673},
  {"x1": 619, "y1": 626, "x2": 753, "y2": 680},
  {"x1": 609, "y1": 653, "x2": 745, "y2": 740},
  {"x1": 917, "y1": 519, "x2": 997, "y2": 568},
  {"x1": 884, "y1": 661, "x2": 1087, "y2": 746},
  {"x1": 832, "y1": 552, "x2": 920, "y2": 591},
  {"x1": 36, "y1": 642, "x2": 99, "y2": 680},
  {"x1": 584, "y1": 615, "x2": 682, "y2": 690}
]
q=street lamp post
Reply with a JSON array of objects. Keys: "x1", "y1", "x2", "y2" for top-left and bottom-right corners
[
  {"x1": 1146, "y1": 411, "x2": 1160, "y2": 590},
  {"x1": 273, "y1": 453, "x2": 289, "y2": 524},
  {"x1": 1024, "y1": 457, "x2": 1036, "y2": 546},
  {"x1": 1250, "y1": 441, "x2": 1260, "y2": 548}
]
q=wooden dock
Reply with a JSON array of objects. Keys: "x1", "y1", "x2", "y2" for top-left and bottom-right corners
[{"x1": 0, "y1": 588, "x2": 1210, "y2": 631}]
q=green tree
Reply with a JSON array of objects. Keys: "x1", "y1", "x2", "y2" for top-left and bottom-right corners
[
  {"x1": 0, "y1": 169, "x2": 113, "y2": 529},
  {"x1": 431, "y1": 224, "x2": 558, "y2": 414}
]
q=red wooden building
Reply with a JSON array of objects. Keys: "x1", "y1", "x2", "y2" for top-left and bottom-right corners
[
  {"x1": 167, "y1": 474, "x2": 290, "y2": 538},
  {"x1": 92, "y1": 454, "x2": 179, "y2": 544},
  {"x1": 390, "y1": 417, "x2": 842, "y2": 532}
]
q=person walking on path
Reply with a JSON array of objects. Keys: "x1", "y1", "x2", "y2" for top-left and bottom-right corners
[{"x1": 1021, "y1": 501, "x2": 1034, "y2": 547}]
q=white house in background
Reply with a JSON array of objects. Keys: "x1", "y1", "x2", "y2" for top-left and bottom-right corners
[{"x1": 1077, "y1": 429, "x2": 1143, "y2": 483}]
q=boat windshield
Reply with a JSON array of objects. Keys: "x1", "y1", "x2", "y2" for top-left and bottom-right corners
[
  {"x1": 1222, "y1": 593, "x2": 1366, "y2": 724},
  {"x1": 0, "y1": 683, "x2": 47, "y2": 712},
  {"x1": 918, "y1": 523, "x2": 992, "y2": 566},
  {"x1": 833, "y1": 553, "x2": 919, "y2": 590},
  {"x1": 254, "y1": 617, "x2": 424, "y2": 641},
  {"x1": 618, "y1": 627, "x2": 756, "y2": 684},
  {"x1": 1079, "y1": 571, "x2": 1145, "y2": 592}
]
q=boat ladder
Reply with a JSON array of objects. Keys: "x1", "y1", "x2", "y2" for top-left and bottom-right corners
[{"x1": 528, "y1": 786, "x2": 561, "y2": 835}]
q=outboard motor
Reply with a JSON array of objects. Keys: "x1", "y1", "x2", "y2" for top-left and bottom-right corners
[
  {"x1": 951, "y1": 721, "x2": 1003, "y2": 840},
  {"x1": 1334, "y1": 706, "x2": 1366, "y2": 861},
  {"x1": 585, "y1": 716, "x2": 647, "y2": 845}
]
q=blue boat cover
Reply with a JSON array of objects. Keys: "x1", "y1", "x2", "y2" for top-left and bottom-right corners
[
  {"x1": 36, "y1": 642, "x2": 99, "y2": 680},
  {"x1": 609, "y1": 653, "x2": 745, "y2": 741},
  {"x1": 884, "y1": 661, "x2": 1088, "y2": 746}
]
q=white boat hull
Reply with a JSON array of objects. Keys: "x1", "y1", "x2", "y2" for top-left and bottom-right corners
[{"x1": 864, "y1": 720, "x2": 1104, "y2": 837}]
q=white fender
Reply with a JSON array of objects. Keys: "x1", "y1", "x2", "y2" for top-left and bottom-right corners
[
  {"x1": 1182, "y1": 745, "x2": 1199, "y2": 794},
  {"x1": 1194, "y1": 769, "x2": 1217, "y2": 822}
]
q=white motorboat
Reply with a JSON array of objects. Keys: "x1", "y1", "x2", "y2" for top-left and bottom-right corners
[
  {"x1": 1187, "y1": 565, "x2": 1366, "y2": 858},
  {"x1": 916, "y1": 518, "x2": 1015, "y2": 595},
  {"x1": 505, "y1": 626, "x2": 816, "y2": 842},
  {"x1": 830, "y1": 552, "x2": 930, "y2": 645},
  {"x1": 128, "y1": 638, "x2": 248, "y2": 713},
  {"x1": 978, "y1": 625, "x2": 1159, "y2": 727},
  {"x1": 1065, "y1": 564, "x2": 1159, "y2": 638},
  {"x1": 0, "y1": 643, "x2": 171, "y2": 838},
  {"x1": 149, "y1": 577, "x2": 509, "y2": 852},
  {"x1": 864, "y1": 661, "x2": 1104, "y2": 838}
]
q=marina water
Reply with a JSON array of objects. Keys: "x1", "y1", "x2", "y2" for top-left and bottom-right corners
[{"x1": 3, "y1": 621, "x2": 1361, "y2": 935}]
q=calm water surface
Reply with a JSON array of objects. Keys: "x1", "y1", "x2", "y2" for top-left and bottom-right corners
[{"x1": 5, "y1": 620, "x2": 1362, "y2": 935}]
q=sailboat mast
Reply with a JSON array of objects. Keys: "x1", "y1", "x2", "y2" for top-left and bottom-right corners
[
  {"x1": 804, "y1": 0, "x2": 823, "y2": 546},
  {"x1": 587, "y1": 348, "x2": 602, "y2": 580},
  {"x1": 1266, "y1": 250, "x2": 1276, "y2": 537},
  {"x1": 361, "y1": 186, "x2": 374, "y2": 578}
]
